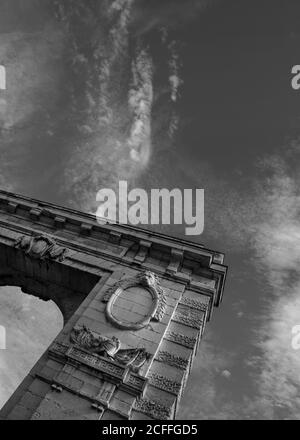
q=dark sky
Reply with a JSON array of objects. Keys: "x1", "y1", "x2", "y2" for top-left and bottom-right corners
[{"x1": 1, "y1": 0, "x2": 300, "y2": 419}]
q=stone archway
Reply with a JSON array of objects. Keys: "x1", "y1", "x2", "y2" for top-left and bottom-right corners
[
  {"x1": 0, "y1": 189, "x2": 227, "y2": 420},
  {"x1": 0, "y1": 234, "x2": 101, "y2": 323}
]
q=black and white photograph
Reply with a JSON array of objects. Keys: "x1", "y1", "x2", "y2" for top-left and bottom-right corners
[{"x1": 0, "y1": 0, "x2": 299, "y2": 425}]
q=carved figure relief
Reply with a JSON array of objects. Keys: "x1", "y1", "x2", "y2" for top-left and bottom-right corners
[
  {"x1": 102, "y1": 271, "x2": 167, "y2": 330},
  {"x1": 70, "y1": 325, "x2": 151, "y2": 373},
  {"x1": 15, "y1": 234, "x2": 68, "y2": 261}
]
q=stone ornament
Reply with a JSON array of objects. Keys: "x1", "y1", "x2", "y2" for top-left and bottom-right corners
[
  {"x1": 148, "y1": 372, "x2": 181, "y2": 395},
  {"x1": 165, "y1": 331, "x2": 197, "y2": 349},
  {"x1": 180, "y1": 297, "x2": 208, "y2": 312},
  {"x1": 102, "y1": 271, "x2": 167, "y2": 330},
  {"x1": 48, "y1": 342, "x2": 148, "y2": 401},
  {"x1": 134, "y1": 398, "x2": 171, "y2": 420},
  {"x1": 70, "y1": 325, "x2": 151, "y2": 373},
  {"x1": 173, "y1": 309, "x2": 203, "y2": 330},
  {"x1": 156, "y1": 350, "x2": 189, "y2": 370},
  {"x1": 14, "y1": 234, "x2": 68, "y2": 261}
]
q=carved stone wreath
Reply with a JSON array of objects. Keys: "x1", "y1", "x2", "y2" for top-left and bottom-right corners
[{"x1": 102, "y1": 271, "x2": 167, "y2": 330}]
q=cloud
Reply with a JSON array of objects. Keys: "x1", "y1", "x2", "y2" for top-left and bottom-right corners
[
  {"x1": 52, "y1": 0, "x2": 217, "y2": 214},
  {"x1": 167, "y1": 41, "x2": 182, "y2": 103},
  {"x1": 127, "y1": 48, "x2": 153, "y2": 165},
  {"x1": 221, "y1": 370, "x2": 232, "y2": 379},
  {"x1": 59, "y1": 0, "x2": 154, "y2": 212},
  {"x1": 249, "y1": 290, "x2": 300, "y2": 419},
  {"x1": 0, "y1": 24, "x2": 64, "y2": 131},
  {"x1": 173, "y1": 138, "x2": 300, "y2": 419},
  {"x1": 205, "y1": 142, "x2": 300, "y2": 419},
  {"x1": 245, "y1": 147, "x2": 300, "y2": 419},
  {"x1": 132, "y1": 0, "x2": 218, "y2": 35},
  {"x1": 2, "y1": 0, "x2": 300, "y2": 421},
  {"x1": 178, "y1": 336, "x2": 243, "y2": 420},
  {"x1": 0, "y1": 13, "x2": 66, "y2": 195}
]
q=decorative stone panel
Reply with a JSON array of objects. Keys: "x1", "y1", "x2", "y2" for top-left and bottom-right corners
[{"x1": 102, "y1": 271, "x2": 167, "y2": 330}]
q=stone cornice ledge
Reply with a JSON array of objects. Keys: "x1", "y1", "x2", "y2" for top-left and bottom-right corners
[{"x1": 0, "y1": 190, "x2": 227, "y2": 307}]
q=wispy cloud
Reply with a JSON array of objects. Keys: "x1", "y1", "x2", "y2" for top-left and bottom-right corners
[
  {"x1": 61, "y1": 0, "x2": 218, "y2": 213},
  {"x1": 0, "y1": 16, "x2": 65, "y2": 194},
  {"x1": 175, "y1": 139, "x2": 300, "y2": 419},
  {"x1": 60, "y1": 0, "x2": 154, "y2": 211},
  {"x1": 168, "y1": 40, "x2": 182, "y2": 104},
  {"x1": 127, "y1": 47, "x2": 153, "y2": 164},
  {"x1": 178, "y1": 336, "x2": 242, "y2": 420},
  {"x1": 245, "y1": 147, "x2": 300, "y2": 419},
  {"x1": 132, "y1": 0, "x2": 217, "y2": 35}
]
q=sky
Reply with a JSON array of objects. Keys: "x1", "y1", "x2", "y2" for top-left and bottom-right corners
[{"x1": 1, "y1": 0, "x2": 300, "y2": 419}]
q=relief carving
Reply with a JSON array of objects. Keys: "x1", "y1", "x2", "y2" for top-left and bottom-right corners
[
  {"x1": 70, "y1": 325, "x2": 151, "y2": 373},
  {"x1": 173, "y1": 309, "x2": 203, "y2": 330},
  {"x1": 156, "y1": 350, "x2": 189, "y2": 370},
  {"x1": 68, "y1": 346, "x2": 126, "y2": 379},
  {"x1": 165, "y1": 331, "x2": 197, "y2": 349},
  {"x1": 126, "y1": 374, "x2": 145, "y2": 390},
  {"x1": 134, "y1": 398, "x2": 171, "y2": 420},
  {"x1": 102, "y1": 271, "x2": 167, "y2": 330},
  {"x1": 180, "y1": 297, "x2": 208, "y2": 313},
  {"x1": 148, "y1": 372, "x2": 181, "y2": 395},
  {"x1": 15, "y1": 234, "x2": 68, "y2": 262}
]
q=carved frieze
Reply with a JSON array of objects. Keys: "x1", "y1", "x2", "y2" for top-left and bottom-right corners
[
  {"x1": 123, "y1": 373, "x2": 148, "y2": 396},
  {"x1": 134, "y1": 398, "x2": 171, "y2": 420},
  {"x1": 148, "y1": 372, "x2": 181, "y2": 395},
  {"x1": 50, "y1": 342, "x2": 69, "y2": 357},
  {"x1": 67, "y1": 346, "x2": 126, "y2": 380},
  {"x1": 48, "y1": 340, "x2": 148, "y2": 398},
  {"x1": 114, "y1": 347, "x2": 151, "y2": 373},
  {"x1": 14, "y1": 234, "x2": 68, "y2": 261},
  {"x1": 180, "y1": 297, "x2": 208, "y2": 313},
  {"x1": 156, "y1": 351, "x2": 189, "y2": 370},
  {"x1": 165, "y1": 331, "x2": 197, "y2": 349},
  {"x1": 102, "y1": 271, "x2": 167, "y2": 330},
  {"x1": 70, "y1": 325, "x2": 151, "y2": 373},
  {"x1": 172, "y1": 310, "x2": 203, "y2": 330}
]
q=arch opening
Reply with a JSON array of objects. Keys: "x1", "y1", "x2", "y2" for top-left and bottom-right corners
[
  {"x1": 0, "y1": 242, "x2": 101, "y2": 323},
  {"x1": 0, "y1": 243, "x2": 101, "y2": 413},
  {"x1": 0, "y1": 286, "x2": 63, "y2": 410}
]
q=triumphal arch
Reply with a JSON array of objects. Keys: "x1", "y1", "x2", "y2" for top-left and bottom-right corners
[{"x1": 0, "y1": 189, "x2": 227, "y2": 420}]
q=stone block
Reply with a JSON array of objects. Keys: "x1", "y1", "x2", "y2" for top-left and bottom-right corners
[
  {"x1": 109, "y1": 396, "x2": 132, "y2": 417},
  {"x1": 7, "y1": 404, "x2": 32, "y2": 420},
  {"x1": 160, "y1": 279, "x2": 186, "y2": 293},
  {"x1": 28, "y1": 379, "x2": 51, "y2": 398},
  {"x1": 101, "y1": 410, "x2": 127, "y2": 420},
  {"x1": 131, "y1": 410, "x2": 154, "y2": 420}
]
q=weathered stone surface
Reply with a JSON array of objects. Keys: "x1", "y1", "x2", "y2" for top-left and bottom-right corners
[{"x1": 0, "y1": 189, "x2": 227, "y2": 420}]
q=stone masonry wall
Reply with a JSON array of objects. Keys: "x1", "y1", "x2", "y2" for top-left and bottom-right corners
[{"x1": 0, "y1": 190, "x2": 227, "y2": 420}]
